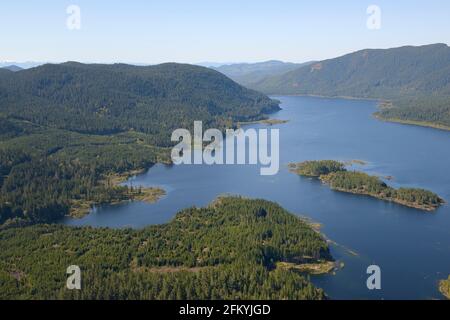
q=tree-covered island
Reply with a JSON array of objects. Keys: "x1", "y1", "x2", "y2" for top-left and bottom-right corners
[{"x1": 289, "y1": 161, "x2": 444, "y2": 212}]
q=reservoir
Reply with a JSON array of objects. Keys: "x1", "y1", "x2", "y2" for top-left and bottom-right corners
[{"x1": 63, "y1": 96, "x2": 450, "y2": 300}]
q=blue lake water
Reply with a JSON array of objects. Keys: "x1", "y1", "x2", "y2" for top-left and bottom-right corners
[{"x1": 63, "y1": 96, "x2": 450, "y2": 300}]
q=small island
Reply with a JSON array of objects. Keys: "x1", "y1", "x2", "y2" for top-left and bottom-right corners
[
  {"x1": 439, "y1": 276, "x2": 450, "y2": 299},
  {"x1": 289, "y1": 160, "x2": 444, "y2": 212}
]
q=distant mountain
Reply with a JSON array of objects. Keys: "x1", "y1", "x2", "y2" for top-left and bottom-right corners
[
  {"x1": 0, "y1": 61, "x2": 44, "y2": 69},
  {"x1": 250, "y1": 44, "x2": 450, "y2": 130},
  {"x1": 196, "y1": 62, "x2": 237, "y2": 68},
  {"x1": 2, "y1": 65, "x2": 23, "y2": 72},
  {"x1": 212, "y1": 60, "x2": 313, "y2": 88}
]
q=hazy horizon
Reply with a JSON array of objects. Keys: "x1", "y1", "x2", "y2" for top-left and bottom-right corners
[
  {"x1": 2, "y1": 1, "x2": 450, "y2": 64},
  {"x1": 2, "y1": 42, "x2": 449, "y2": 69}
]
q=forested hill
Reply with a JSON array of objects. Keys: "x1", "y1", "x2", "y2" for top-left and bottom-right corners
[
  {"x1": 0, "y1": 62, "x2": 279, "y2": 226},
  {"x1": 0, "y1": 197, "x2": 332, "y2": 300},
  {"x1": 249, "y1": 44, "x2": 450, "y2": 129},
  {"x1": 0, "y1": 62, "x2": 279, "y2": 145}
]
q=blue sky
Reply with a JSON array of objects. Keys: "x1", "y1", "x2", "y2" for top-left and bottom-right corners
[{"x1": 1, "y1": 0, "x2": 449, "y2": 64}]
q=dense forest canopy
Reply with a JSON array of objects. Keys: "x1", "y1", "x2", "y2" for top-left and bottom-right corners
[
  {"x1": 248, "y1": 44, "x2": 450, "y2": 128},
  {"x1": 0, "y1": 197, "x2": 332, "y2": 300},
  {"x1": 0, "y1": 62, "x2": 279, "y2": 143},
  {"x1": 374, "y1": 96, "x2": 450, "y2": 128},
  {"x1": 0, "y1": 62, "x2": 280, "y2": 226}
]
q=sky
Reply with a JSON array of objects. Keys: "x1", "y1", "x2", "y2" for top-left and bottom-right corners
[{"x1": 1, "y1": 0, "x2": 450, "y2": 64}]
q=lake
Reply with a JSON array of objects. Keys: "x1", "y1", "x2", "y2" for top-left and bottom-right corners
[{"x1": 62, "y1": 96, "x2": 450, "y2": 300}]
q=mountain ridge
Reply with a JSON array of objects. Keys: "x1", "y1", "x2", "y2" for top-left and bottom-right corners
[
  {"x1": 250, "y1": 43, "x2": 450, "y2": 97},
  {"x1": 248, "y1": 43, "x2": 450, "y2": 129},
  {"x1": 1, "y1": 65, "x2": 23, "y2": 72}
]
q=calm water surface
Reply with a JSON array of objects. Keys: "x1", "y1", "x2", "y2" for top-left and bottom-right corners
[{"x1": 63, "y1": 96, "x2": 450, "y2": 300}]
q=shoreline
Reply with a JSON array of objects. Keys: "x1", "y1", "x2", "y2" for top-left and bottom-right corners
[
  {"x1": 66, "y1": 108, "x2": 283, "y2": 220},
  {"x1": 373, "y1": 114, "x2": 450, "y2": 132},
  {"x1": 326, "y1": 185, "x2": 441, "y2": 212},
  {"x1": 69, "y1": 167, "x2": 166, "y2": 219},
  {"x1": 268, "y1": 93, "x2": 383, "y2": 102}
]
